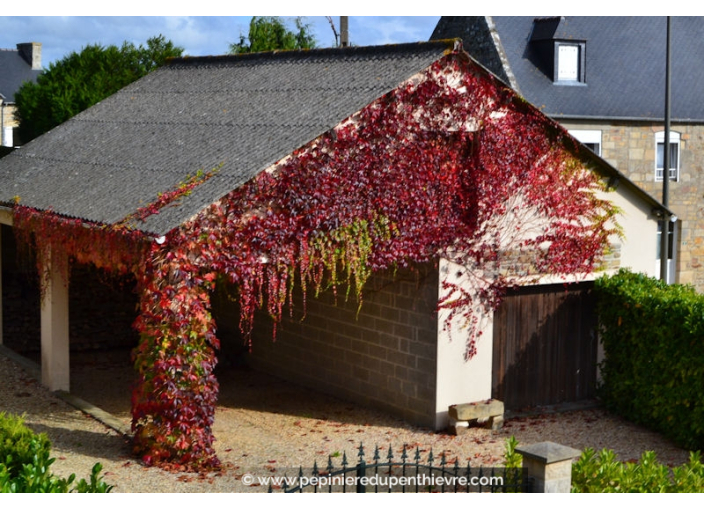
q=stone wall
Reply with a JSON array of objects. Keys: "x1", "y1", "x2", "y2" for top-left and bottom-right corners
[
  {"x1": 227, "y1": 264, "x2": 440, "y2": 428},
  {"x1": 563, "y1": 120, "x2": 704, "y2": 290}
]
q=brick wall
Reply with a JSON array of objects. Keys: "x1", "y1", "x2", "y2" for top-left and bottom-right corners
[
  {"x1": 223, "y1": 264, "x2": 440, "y2": 428},
  {"x1": 563, "y1": 120, "x2": 704, "y2": 290}
]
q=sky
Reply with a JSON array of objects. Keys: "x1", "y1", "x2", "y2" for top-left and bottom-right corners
[
  {"x1": 0, "y1": 3, "x2": 687, "y2": 69},
  {"x1": 0, "y1": 16, "x2": 442, "y2": 67}
]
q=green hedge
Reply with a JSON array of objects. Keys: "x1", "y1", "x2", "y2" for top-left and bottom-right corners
[
  {"x1": 572, "y1": 448, "x2": 704, "y2": 493},
  {"x1": 0, "y1": 412, "x2": 112, "y2": 493},
  {"x1": 504, "y1": 437, "x2": 704, "y2": 493},
  {"x1": 595, "y1": 269, "x2": 704, "y2": 450}
]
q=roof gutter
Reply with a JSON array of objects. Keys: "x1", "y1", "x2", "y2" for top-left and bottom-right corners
[
  {"x1": 0, "y1": 204, "x2": 164, "y2": 245},
  {"x1": 549, "y1": 113, "x2": 704, "y2": 124}
]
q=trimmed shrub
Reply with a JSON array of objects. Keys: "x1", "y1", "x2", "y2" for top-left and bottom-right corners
[
  {"x1": 572, "y1": 448, "x2": 704, "y2": 493},
  {"x1": 504, "y1": 437, "x2": 704, "y2": 493},
  {"x1": 595, "y1": 269, "x2": 704, "y2": 450},
  {"x1": 0, "y1": 412, "x2": 112, "y2": 493}
]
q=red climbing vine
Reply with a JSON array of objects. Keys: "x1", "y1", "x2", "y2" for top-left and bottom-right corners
[{"x1": 13, "y1": 49, "x2": 620, "y2": 469}]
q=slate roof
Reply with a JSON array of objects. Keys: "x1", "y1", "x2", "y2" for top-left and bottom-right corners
[
  {"x1": 0, "y1": 48, "x2": 40, "y2": 102},
  {"x1": 433, "y1": 16, "x2": 704, "y2": 122},
  {"x1": 0, "y1": 42, "x2": 454, "y2": 236}
]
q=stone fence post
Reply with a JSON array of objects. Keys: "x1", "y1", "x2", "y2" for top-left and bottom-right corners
[{"x1": 515, "y1": 441, "x2": 581, "y2": 493}]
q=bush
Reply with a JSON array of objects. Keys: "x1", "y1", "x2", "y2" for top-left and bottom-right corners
[
  {"x1": 504, "y1": 436, "x2": 704, "y2": 492},
  {"x1": 0, "y1": 412, "x2": 112, "y2": 493},
  {"x1": 572, "y1": 448, "x2": 704, "y2": 493},
  {"x1": 595, "y1": 269, "x2": 704, "y2": 450}
]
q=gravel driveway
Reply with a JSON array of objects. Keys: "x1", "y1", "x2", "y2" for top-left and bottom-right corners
[{"x1": 0, "y1": 348, "x2": 691, "y2": 493}]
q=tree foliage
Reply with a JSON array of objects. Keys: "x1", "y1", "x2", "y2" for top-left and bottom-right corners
[
  {"x1": 14, "y1": 35, "x2": 182, "y2": 142},
  {"x1": 229, "y1": 16, "x2": 316, "y2": 54}
]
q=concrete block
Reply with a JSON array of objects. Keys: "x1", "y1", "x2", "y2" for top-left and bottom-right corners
[{"x1": 449, "y1": 399, "x2": 504, "y2": 421}]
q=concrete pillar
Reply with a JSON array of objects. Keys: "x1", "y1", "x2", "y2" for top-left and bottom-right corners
[
  {"x1": 516, "y1": 441, "x2": 581, "y2": 493},
  {"x1": 434, "y1": 258, "x2": 494, "y2": 430},
  {"x1": 40, "y1": 245, "x2": 70, "y2": 392}
]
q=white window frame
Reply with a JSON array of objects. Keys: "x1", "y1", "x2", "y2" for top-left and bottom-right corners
[
  {"x1": 557, "y1": 44, "x2": 579, "y2": 81},
  {"x1": 655, "y1": 131, "x2": 680, "y2": 182},
  {"x1": 554, "y1": 41, "x2": 586, "y2": 84},
  {"x1": 568, "y1": 129, "x2": 602, "y2": 156}
]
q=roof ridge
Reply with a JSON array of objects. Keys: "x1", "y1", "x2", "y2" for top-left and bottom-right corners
[{"x1": 167, "y1": 40, "x2": 457, "y2": 67}]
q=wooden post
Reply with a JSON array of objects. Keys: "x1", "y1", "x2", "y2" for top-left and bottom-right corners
[
  {"x1": 40, "y1": 245, "x2": 70, "y2": 392},
  {"x1": 516, "y1": 441, "x2": 581, "y2": 493}
]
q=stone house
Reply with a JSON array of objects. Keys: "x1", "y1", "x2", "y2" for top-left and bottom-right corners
[
  {"x1": 0, "y1": 41, "x2": 667, "y2": 431},
  {"x1": 432, "y1": 16, "x2": 704, "y2": 289},
  {"x1": 0, "y1": 43, "x2": 42, "y2": 148}
]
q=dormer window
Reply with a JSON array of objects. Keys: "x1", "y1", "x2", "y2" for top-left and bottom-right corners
[
  {"x1": 529, "y1": 18, "x2": 587, "y2": 85},
  {"x1": 554, "y1": 41, "x2": 586, "y2": 84}
]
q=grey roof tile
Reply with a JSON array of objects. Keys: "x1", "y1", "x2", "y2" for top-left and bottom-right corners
[
  {"x1": 0, "y1": 42, "x2": 452, "y2": 235},
  {"x1": 435, "y1": 16, "x2": 704, "y2": 121},
  {"x1": 0, "y1": 49, "x2": 40, "y2": 102}
]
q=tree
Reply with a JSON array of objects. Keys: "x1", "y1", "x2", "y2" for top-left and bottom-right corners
[
  {"x1": 229, "y1": 16, "x2": 316, "y2": 54},
  {"x1": 14, "y1": 35, "x2": 183, "y2": 143}
]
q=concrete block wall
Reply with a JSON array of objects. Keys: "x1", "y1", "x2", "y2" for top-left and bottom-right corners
[
  {"x1": 563, "y1": 120, "x2": 704, "y2": 290},
  {"x1": 243, "y1": 264, "x2": 440, "y2": 428}
]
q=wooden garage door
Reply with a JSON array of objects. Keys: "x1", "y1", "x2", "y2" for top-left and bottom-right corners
[{"x1": 492, "y1": 282, "x2": 597, "y2": 410}]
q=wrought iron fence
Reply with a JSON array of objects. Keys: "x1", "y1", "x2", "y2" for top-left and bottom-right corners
[{"x1": 269, "y1": 443, "x2": 533, "y2": 493}]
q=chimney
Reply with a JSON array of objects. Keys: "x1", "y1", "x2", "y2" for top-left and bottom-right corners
[
  {"x1": 340, "y1": 16, "x2": 349, "y2": 47},
  {"x1": 17, "y1": 42, "x2": 42, "y2": 70}
]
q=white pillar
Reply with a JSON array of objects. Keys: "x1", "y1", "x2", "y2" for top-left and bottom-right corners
[
  {"x1": 434, "y1": 259, "x2": 494, "y2": 430},
  {"x1": 40, "y1": 245, "x2": 70, "y2": 392}
]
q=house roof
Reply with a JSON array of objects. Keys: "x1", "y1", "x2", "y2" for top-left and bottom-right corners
[
  {"x1": 0, "y1": 39, "x2": 669, "y2": 237},
  {"x1": 0, "y1": 42, "x2": 454, "y2": 235},
  {"x1": 0, "y1": 48, "x2": 40, "y2": 102},
  {"x1": 433, "y1": 16, "x2": 704, "y2": 122}
]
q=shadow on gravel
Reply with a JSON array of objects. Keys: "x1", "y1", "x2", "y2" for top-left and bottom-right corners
[
  {"x1": 22, "y1": 421, "x2": 132, "y2": 463},
  {"x1": 69, "y1": 348, "x2": 415, "y2": 430}
]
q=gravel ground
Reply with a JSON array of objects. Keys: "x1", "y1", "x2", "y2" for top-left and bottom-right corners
[{"x1": 0, "y1": 348, "x2": 692, "y2": 493}]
